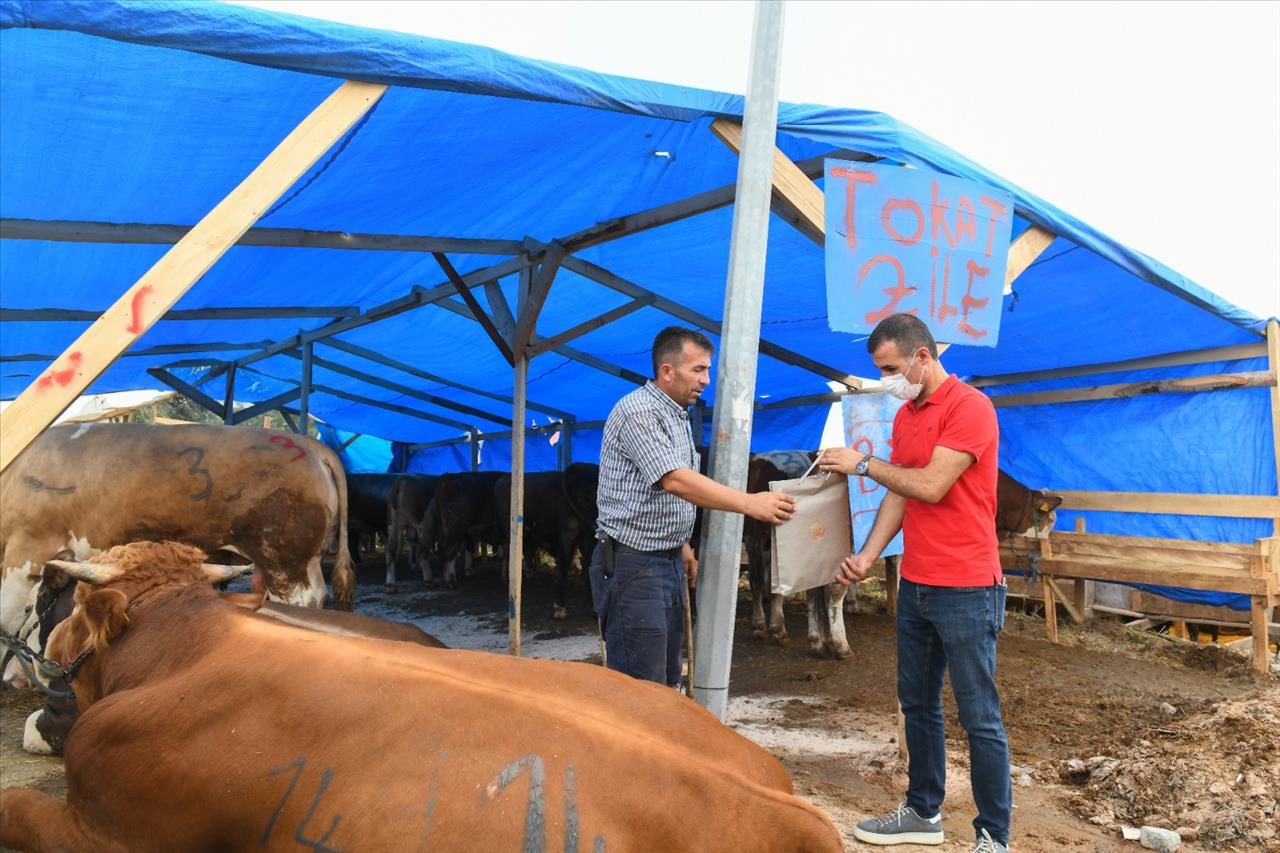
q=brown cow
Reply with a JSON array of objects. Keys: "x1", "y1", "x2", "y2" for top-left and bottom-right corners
[
  {"x1": 995, "y1": 470, "x2": 1062, "y2": 538},
  {"x1": 0, "y1": 423, "x2": 356, "y2": 636},
  {"x1": 0, "y1": 542, "x2": 843, "y2": 853}
]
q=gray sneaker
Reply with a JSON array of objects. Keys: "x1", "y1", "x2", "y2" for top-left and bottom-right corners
[
  {"x1": 972, "y1": 828, "x2": 1009, "y2": 852},
  {"x1": 852, "y1": 802, "x2": 944, "y2": 846}
]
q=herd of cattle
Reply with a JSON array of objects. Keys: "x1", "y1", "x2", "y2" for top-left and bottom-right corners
[{"x1": 0, "y1": 421, "x2": 1062, "y2": 852}]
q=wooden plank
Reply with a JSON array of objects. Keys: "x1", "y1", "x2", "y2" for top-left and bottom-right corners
[
  {"x1": 989, "y1": 371, "x2": 1274, "y2": 408},
  {"x1": 1023, "y1": 539, "x2": 1254, "y2": 572},
  {"x1": 511, "y1": 241, "x2": 566, "y2": 355},
  {"x1": 711, "y1": 118, "x2": 825, "y2": 244},
  {"x1": 561, "y1": 255, "x2": 862, "y2": 388},
  {"x1": 0, "y1": 217, "x2": 524, "y2": 256},
  {"x1": 526, "y1": 297, "x2": 652, "y2": 358},
  {"x1": 1031, "y1": 531, "x2": 1259, "y2": 555},
  {"x1": 145, "y1": 367, "x2": 225, "y2": 419},
  {"x1": 278, "y1": 410, "x2": 301, "y2": 434},
  {"x1": 2, "y1": 341, "x2": 275, "y2": 363},
  {"x1": 310, "y1": 384, "x2": 474, "y2": 431},
  {"x1": 405, "y1": 419, "x2": 607, "y2": 450},
  {"x1": 557, "y1": 148, "x2": 877, "y2": 253},
  {"x1": 319, "y1": 338, "x2": 573, "y2": 420},
  {"x1": 1251, "y1": 597, "x2": 1271, "y2": 675},
  {"x1": 232, "y1": 253, "x2": 529, "y2": 370},
  {"x1": 435, "y1": 252, "x2": 515, "y2": 365},
  {"x1": 1043, "y1": 573, "x2": 1059, "y2": 642},
  {"x1": 432, "y1": 297, "x2": 650, "y2": 386},
  {"x1": 1005, "y1": 226, "x2": 1056, "y2": 289},
  {"x1": 0, "y1": 306, "x2": 359, "y2": 322},
  {"x1": 509, "y1": 353, "x2": 528, "y2": 656},
  {"x1": 1268, "y1": 320, "x2": 1280, "y2": 537},
  {"x1": 0, "y1": 80, "x2": 387, "y2": 473},
  {"x1": 222, "y1": 366, "x2": 237, "y2": 426},
  {"x1": 289, "y1": 351, "x2": 498, "y2": 427},
  {"x1": 969, "y1": 342, "x2": 1268, "y2": 389},
  {"x1": 339, "y1": 433, "x2": 361, "y2": 452},
  {"x1": 229, "y1": 388, "x2": 303, "y2": 426},
  {"x1": 996, "y1": 556, "x2": 1271, "y2": 594},
  {"x1": 1049, "y1": 491, "x2": 1280, "y2": 519},
  {"x1": 484, "y1": 281, "x2": 517, "y2": 339},
  {"x1": 1044, "y1": 576, "x2": 1084, "y2": 624},
  {"x1": 299, "y1": 342, "x2": 313, "y2": 434}
]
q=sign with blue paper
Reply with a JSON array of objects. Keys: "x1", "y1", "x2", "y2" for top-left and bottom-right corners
[
  {"x1": 841, "y1": 392, "x2": 905, "y2": 558},
  {"x1": 824, "y1": 159, "x2": 1014, "y2": 346}
]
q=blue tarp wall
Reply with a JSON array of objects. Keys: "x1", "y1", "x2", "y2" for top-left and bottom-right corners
[{"x1": 1, "y1": 0, "x2": 1274, "y2": 609}]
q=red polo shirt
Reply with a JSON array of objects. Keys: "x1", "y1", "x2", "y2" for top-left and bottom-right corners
[{"x1": 889, "y1": 374, "x2": 1001, "y2": 586}]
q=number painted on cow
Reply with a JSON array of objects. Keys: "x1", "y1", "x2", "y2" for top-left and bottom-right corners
[
  {"x1": 177, "y1": 447, "x2": 213, "y2": 502},
  {"x1": 21, "y1": 475, "x2": 76, "y2": 495},
  {"x1": 269, "y1": 434, "x2": 308, "y2": 462},
  {"x1": 481, "y1": 756, "x2": 605, "y2": 853},
  {"x1": 260, "y1": 757, "x2": 344, "y2": 852}
]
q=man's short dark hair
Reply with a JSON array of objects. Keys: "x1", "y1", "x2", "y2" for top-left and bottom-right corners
[
  {"x1": 652, "y1": 327, "x2": 714, "y2": 377},
  {"x1": 866, "y1": 313, "x2": 938, "y2": 359}
]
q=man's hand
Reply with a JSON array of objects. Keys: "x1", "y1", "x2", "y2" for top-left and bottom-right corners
[
  {"x1": 818, "y1": 447, "x2": 861, "y2": 476},
  {"x1": 682, "y1": 543, "x2": 698, "y2": 587},
  {"x1": 836, "y1": 552, "x2": 874, "y2": 586},
  {"x1": 744, "y1": 492, "x2": 794, "y2": 524}
]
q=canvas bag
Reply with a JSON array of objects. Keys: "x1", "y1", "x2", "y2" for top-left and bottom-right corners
[{"x1": 768, "y1": 461, "x2": 853, "y2": 595}]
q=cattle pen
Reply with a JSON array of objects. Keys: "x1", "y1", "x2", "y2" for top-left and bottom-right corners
[{"x1": 1, "y1": 2, "x2": 1279, "y2": 849}]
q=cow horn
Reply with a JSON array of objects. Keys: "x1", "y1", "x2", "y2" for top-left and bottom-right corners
[
  {"x1": 45, "y1": 560, "x2": 124, "y2": 585},
  {"x1": 201, "y1": 563, "x2": 255, "y2": 585}
]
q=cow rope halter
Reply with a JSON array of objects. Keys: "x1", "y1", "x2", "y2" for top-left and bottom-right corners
[
  {"x1": 0, "y1": 594, "x2": 76, "y2": 701},
  {"x1": 1003, "y1": 490, "x2": 1046, "y2": 585}
]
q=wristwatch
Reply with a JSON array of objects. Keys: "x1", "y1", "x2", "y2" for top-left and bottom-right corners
[{"x1": 854, "y1": 453, "x2": 873, "y2": 477}]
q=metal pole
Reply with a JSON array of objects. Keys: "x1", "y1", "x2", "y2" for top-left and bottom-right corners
[
  {"x1": 692, "y1": 0, "x2": 785, "y2": 721},
  {"x1": 469, "y1": 428, "x2": 481, "y2": 471},
  {"x1": 299, "y1": 341, "x2": 313, "y2": 436}
]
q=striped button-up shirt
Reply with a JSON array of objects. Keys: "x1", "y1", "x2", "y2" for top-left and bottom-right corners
[{"x1": 596, "y1": 381, "x2": 699, "y2": 551}]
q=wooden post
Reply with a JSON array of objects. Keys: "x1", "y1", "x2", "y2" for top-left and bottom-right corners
[
  {"x1": 884, "y1": 554, "x2": 899, "y2": 615},
  {"x1": 1252, "y1": 538, "x2": 1273, "y2": 676},
  {"x1": 1072, "y1": 516, "x2": 1091, "y2": 619},
  {"x1": 0, "y1": 80, "x2": 387, "y2": 472},
  {"x1": 222, "y1": 366, "x2": 236, "y2": 425},
  {"x1": 1267, "y1": 319, "x2": 1280, "y2": 538},
  {"x1": 507, "y1": 266, "x2": 533, "y2": 656},
  {"x1": 1041, "y1": 533, "x2": 1058, "y2": 642},
  {"x1": 1259, "y1": 319, "x2": 1280, "y2": 675},
  {"x1": 299, "y1": 341, "x2": 313, "y2": 437},
  {"x1": 469, "y1": 429, "x2": 480, "y2": 472}
]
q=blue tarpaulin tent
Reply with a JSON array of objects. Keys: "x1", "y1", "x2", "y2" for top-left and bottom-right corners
[{"x1": 2, "y1": 0, "x2": 1274, "y2": 610}]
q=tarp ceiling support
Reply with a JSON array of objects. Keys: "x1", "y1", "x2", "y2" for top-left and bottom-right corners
[
  {"x1": 0, "y1": 79, "x2": 388, "y2": 472},
  {"x1": 0, "y1": 307, "x2": 360, "y2": 322},
  {"x1": 230, "y1": 253, "x2": 531, "y2": 371},
  {"x1": 561, "y1": 255, "x2": 862, "y2": 388},
  {"x1": 310, "y1": 383, "x2": 475, "y2": 431},
  {"x1": 0, "y1": 218, "x2": 525, "y2": 257},
  {"x1": 512, "y1": 241, "x2": 566, "y2": 355},
  {"x1": 229, "y1": 387, "x2": 302, "y2": 426},
  {"x1": 968, "y1": 342, "x2": 1269, "y2": 388},
  {"x1": 526, "y1": 295, "x2": 654, "y2": 359},
  {"x1": 278, "y1": 409, "x2": 301, "y2": 434},
  {"x1": 298, "y1": 341, "x2": 313, "y2": 434},
  {"x1": 0, "y1": 341, "x2": 275, "y2": 363},
  {"x1": 318, "y1": 337, "x2": 573, "y2": 420},
  {"x1": 278, "y1": 349, "x2": 499, "y2": 426},
  {"x1": 146, "y1": 367, "x2": 226, "y2": 419},
  {"x1": 435, "y1": 251, "x2": 516, "y2": 364},
  {"x1": 222, "y1": 365, "x2": 237, "y2": 425}
]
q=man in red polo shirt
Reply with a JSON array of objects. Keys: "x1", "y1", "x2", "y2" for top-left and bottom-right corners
[{"x1": 819, "y1": 313, "x2": 1010, "y2": 853}]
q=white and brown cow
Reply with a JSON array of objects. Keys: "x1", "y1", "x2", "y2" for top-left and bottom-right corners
[
  {"x1": 0, "y1": 423, "x2": 356, "y2": 637},
  {"x1": 0, "y1": 541, "x2": 843, "y2": 853}
]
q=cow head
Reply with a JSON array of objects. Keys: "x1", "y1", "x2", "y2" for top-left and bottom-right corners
[
  {"x1": 41, "y1": 541, "x2": 252, "y2": 708},
  {"x1": 995, "y1": 471, "x2": 1063, "y2": 539}
]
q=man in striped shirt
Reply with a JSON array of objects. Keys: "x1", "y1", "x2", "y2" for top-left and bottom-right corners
[{"x1": 591, "y1": 327, "x2": 794, "y2": 685}]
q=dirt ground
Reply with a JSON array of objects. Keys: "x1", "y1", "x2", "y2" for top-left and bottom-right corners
[{"x1": 2, "y1": 558, "x2": 1276, "y2": 851}]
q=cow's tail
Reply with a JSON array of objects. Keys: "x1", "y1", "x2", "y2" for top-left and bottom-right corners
[
  {"x1": 559, "y1": 467, "x2": 588, "y2": 527},
  {"x1": 319, "y1": 449, "x2": 357, "y2": 611}
]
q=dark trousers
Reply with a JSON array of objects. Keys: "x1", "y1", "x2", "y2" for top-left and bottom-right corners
[
  {"x1": 588, "y1": 547, "x2": 685, "y2": 686},
  {"x1": 897, "y1": 577, "x2": 1011, "y2": 846}
]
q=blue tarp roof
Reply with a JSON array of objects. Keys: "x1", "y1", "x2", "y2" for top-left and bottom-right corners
[{"x1": 2, "y1": 0, "x2": 1274, "y2": 608}]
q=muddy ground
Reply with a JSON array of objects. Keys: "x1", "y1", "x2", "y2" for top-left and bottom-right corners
[{"x1": 2, "y1": 558, "x2": 1276, "y2": 851}]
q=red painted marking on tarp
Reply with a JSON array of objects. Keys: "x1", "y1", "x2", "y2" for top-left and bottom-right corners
[
  {"x1": 36, "y1": 351, "x2": 83, "y2": 390},
  {"x1": 269, "y1": 434, "x2": 307, "y2": 462},
  {"x1": 127, "y1": 285, "x2": 153, "y2": 334}
]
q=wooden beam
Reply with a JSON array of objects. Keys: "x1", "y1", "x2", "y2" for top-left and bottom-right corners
[
  {"x1": 1043, "y1": 576, "x2": 1085, "y2": 624},
  {"x1": 229, "y1": 388, "x2": 303, "y2": 426},
  {"x1": 278, "y1": 409, "x2": 301, "y2": 434},
  {"x1": 526, "y1": 297, "x2": 652, "y2": 358},
  {"x1": 0, "y1": 306, "x2": 359, "y2": 322},
  {"x1": 222, "y1": 366, "x2": 237, "y2": 425},
  {"x1": 556, "y1": 149, "x2": 877, "y2": 253},
  {"x1": 405, "y1": 419, "x2": 606, "y2": 451},
  {"x1": 1, "y1": 341, "x2": 275, "y2": 363},
  {"x1": 339, "y1": 433, "x2": 361, "y2": 451},
  {"x1": 988, "y1": 371, "x2": 1274, "y2": 408},
  {"x1": 509, "y1": 352, "x2": 528, "y2": 655},
  {"x1": 512, "y1": 241, "x2": 566, "y2": 355},
  {"x1": 561, "y1": 255, "x2": 862, "y2": 388},
  {"x1": 0, "y1": 80, "x2": 387, "y2": 473},
  {"x1": 145, "y1": 367, "x2": 225, "y2": 419},
  {"x1": 711, "y1": 118, "x2": 825, "y2": 244},
  {"x1": 231, "y1": 254, "x2": 530, "y2": 371},
  {"x1": 484, "y1": 282, "x2": 518, "y2": 339},
  {"x1": 299, "y1": 342, "x2": 313, "y2": 435},
  {"x1": 969, "y1": 342, "x2": 1269, "y2": 388},
  {"x1": 432, "y1": 297, "x2": 650, "y2": 386},
  {"x1": 1004, "y1": 225, "x2": 1056, "y2": 290},
  {"x1": 317, "y1": 338, "x2": 573, "y2": 420},
  {"x1": 284, "y1": 351, "x2": 510, "y2": 427},
  {"x1": 1050, "y1": 491, "x2": 1280, "y2": 519},
  {"x1": 1268, "y1": 319, "x2": 1280, "y2": 537},
  {"x1": 434, "y1": 252, "x2": 515, "y2": 365},
  {"x1": 309, "y1": 384, "x2": 476, "y2": 432},
  {"x1": 0, "y1": 217, "x2": 524, "y2": 256}
]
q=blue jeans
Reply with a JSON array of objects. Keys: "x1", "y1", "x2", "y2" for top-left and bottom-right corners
[
  {"x1": 898, "y1": 578, "x2": 1011, "y2": 846},
  {"x1": 589, "y1": 547, "x2": 685, "y2": 686}
]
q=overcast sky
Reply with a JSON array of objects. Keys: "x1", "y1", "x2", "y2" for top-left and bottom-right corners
[{"x1": 232, "y1": 0, "x2": 1279, "y2": 320}]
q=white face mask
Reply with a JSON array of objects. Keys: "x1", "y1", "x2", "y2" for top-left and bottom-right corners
[{"x1": 882, "y1": 357, "x2": 925, "y2": 401}]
